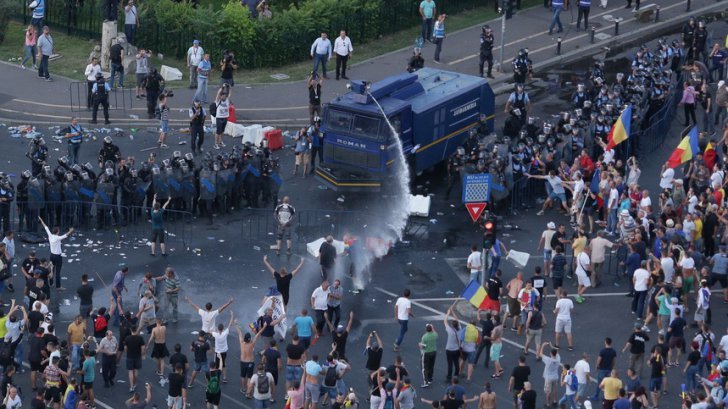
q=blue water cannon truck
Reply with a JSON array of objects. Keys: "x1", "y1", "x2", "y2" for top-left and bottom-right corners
[{"x1": 315, "y1": 67, "x2": 495, "y2": 191}]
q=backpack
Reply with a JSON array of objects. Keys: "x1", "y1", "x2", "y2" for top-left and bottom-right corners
[
  {"x1": 256, "y1": 372, "x2": 270, "y2": 394},
  {"x1": 383, "y1": 391, "x2": 395, "y2": 409},
  {"x1": 94, "y1": 315, "x2": 107, "y2": 333},
  {"x1": 207, "y1": 372, "x2": 220, "y2": 394},
  {"x1": 324, "y1": 364, "x2": 338, "y2": 387},
  {"x1": 568, "y1": 370, "x2": 578, "y2": 392}
]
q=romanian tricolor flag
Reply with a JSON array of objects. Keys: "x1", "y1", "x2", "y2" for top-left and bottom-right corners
[
  {"x1": 705, "y1": 142, "x2": 717, "y2": 170},
  {"x1": 461, "y1": 280, "x2": 488, "y2": 309},
  {"x1": 605, "y1": 104, "x2": 633, "y2": 150},
  {"x1": 667, "y1": 126, "x2": 700, "y2": 168}
]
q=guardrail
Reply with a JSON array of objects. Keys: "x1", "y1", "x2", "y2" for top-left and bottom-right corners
[
  {"x1": 69, "y1": 82, "x2": 135, "y2": 113},
  {"x1": 9, "y1": 201, "x2": 191, "y2": 246}
]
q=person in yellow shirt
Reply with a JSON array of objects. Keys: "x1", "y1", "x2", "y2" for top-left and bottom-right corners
[
  {"x1": 0, "y1": 300, "x2": 17, "y2": 340},
  {"x1": 67, "y1": 315, "x2": 87, "y2": 371},
  {"x1": 598, "y1": 369, "x2": 623, "y2": 408}
]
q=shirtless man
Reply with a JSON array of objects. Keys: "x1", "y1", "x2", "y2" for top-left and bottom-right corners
[
  {"x1": 478, "y1": 382, "x2": 497, "y2": 409},
  {"x1": 236, "y1": 321, "x2": 266, "y2": 397},
  {"x1": 145, "y1": 318, "x2": 169, "y2": 376},
  {"x1": 505, "y1": 272, "x2": 525, "y2": 331}
]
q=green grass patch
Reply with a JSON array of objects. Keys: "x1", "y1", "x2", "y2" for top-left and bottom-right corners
[{"x1": 1, "y1": 0, "x2": 537, "y2": 85}]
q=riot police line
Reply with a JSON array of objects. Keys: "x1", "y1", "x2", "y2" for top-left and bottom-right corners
[
  {"x1": 12, "y1": 132, "x2": 283, "y2": 239},
  {"x1": 444, "y1": 38, "x2": 689, "y2": 215}
]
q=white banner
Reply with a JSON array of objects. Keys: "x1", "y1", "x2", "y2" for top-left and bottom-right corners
[{"x1": 257, "y1": 294, "x2": 288, "y2": 339}]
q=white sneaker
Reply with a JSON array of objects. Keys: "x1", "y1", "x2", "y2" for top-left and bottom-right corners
[
  {"x1": 220, "y1": 141, "x2": 227, "y2": 147},
  {"x1": 536, "y1": 210, "x2": 545, "y2": 216},
  {"x1": 214, "y1": 144, "x2": 221, "y2": 150},
  {"x1": 641, "y1": 326, "x2": 650, "y2": 332}
]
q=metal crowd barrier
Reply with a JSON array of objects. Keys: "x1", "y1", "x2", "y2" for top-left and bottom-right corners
[
  {"x1": 7, "y1": 201, "x2": 191, "y2": 247},
  {"x1": 240, "y1": 208, "x2": 376, "y2": 250},
  {"x1": 68, "y1": 82, "x2": 135, "y2": 113}
]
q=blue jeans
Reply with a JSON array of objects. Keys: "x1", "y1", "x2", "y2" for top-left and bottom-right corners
[
  {"x1": 110, "y1": 62, "x2": 124, "y2": 89},
  {"x1": 68, "y1": 143, "x2": 81, "y2": 166},
  {"x1": 488, "y1": 256, "x2": 501, "y2": 279},
  {"x1": 686, "y1": 364, "x2": 699, "y2": 392},
  {"x1": 112, "y1": 292, "x2": 123, "y2": 325},
  {"x1": 632, "y1": 290, "x2": 647, "y2": 318},
  {"x1": 395, "y1": 319, "x2": 408, "y2": 346},
  {"x1": 558, "y1": 394, "x2": 578, "y2": 409},
  {"x1": 254, "y1": 398, "x2": 270, "y2": 409},
  {"x1": 421, "y1": 18, "x2": 433, "y2": 42},
  {"x1": 71, "y1": 344, "x2": 82, "y2": 370},
  {"x1": 38, "y1": 55, "x2": 50, "y2": 79},
  {"x1": 607, "y1": 208, "x2": 617, "y2": 232},
  {"x1": 21, "y1": 45, "x2": 36, "y2": 67},
  {"x1": 548, "y1": 5, "x2": 563, "y2": 33},
  {"x1": 14, "y1": 341, "x2": 23, "y2": 368},
  {"x1": 592, "y1": 369, "x2": 610, "y2": 400},
  {"x1": 194, "y1": 77, "x2": 208, "y2": 103},
  {"x1": 469, "y1": 271, "x2": 482, "y2": 283},
  {"x1": 313, "y1": 53, "x2": 329, "y2": 76}
]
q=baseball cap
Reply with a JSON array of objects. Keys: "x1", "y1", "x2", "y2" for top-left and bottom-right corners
[
  {"x1": 193, "y1": 40, "x2": 200, "y2": 45},
  {"x1": 547, "y1": 222, "x2": 556, "y2": 229},
  {"x1": 633, "y1": 322, "x2": 642, "y2": 329},
  {"x1": 336, "y1": 324, "x2": 345, "y2": 333}
]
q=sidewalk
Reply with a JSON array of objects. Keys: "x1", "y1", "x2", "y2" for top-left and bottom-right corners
[{"x1": 0, "y1": 0, "x2": 725, "y2": 127}]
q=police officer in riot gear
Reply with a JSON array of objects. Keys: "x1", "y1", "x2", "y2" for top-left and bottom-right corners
[
  {"x1": 43, "y1": 165, "x2": 63, "y2": 227},
  {"x1": 142, "y1": 68, "x2": 165, "y2": 119},
  {"x1": 95, "y1": 167, "x2": 117, "y2": 229},
  {"x1": 682, "y1": 17, "x2": 697, "y2": 60},
  {"x1": 505, "y1": 83, "x2": 531, "y2": 121},
  {"x1": 27, "y1": 135, "x2": 49, "y2": 177},
  {"x1": 479, "y1": 26, "x2": 495, "y2": 79},
  {"x1": 445, "y1": 147, "x2": 465, "y2": 200},
  {"x1": 123, "y1": 168, "x2": 143, "y2": 224},
  {"x1": 16, "y1": 171, "x2": 31, "y2": 231},
  {"x1": 0, "y1": 174, "x2": 15, "y2": 233},
  {"x1": 91, "y1": 72, "x2": 111, "y2": 125},
  {"x1": 512, "y1": 48, "x2": 532, "y2": 85},
  {"x1": 98, "y1": 136, "x2": 122, "y2": 170},
  {"x1": 62, "y1": 171, "x2": 81, "y2": 227},
  {"x1": 693, "y1": 20, "x2": 708, "y2": 63}
]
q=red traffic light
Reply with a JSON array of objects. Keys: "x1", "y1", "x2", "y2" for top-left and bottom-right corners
[{"x1": 484, "y1": 221, "x2": 494, "y2": 230}]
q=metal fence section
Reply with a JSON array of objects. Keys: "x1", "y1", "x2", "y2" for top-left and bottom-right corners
[
  {"x1": 12, "y1": 0, "x2": 483, "y2": 64},
  {"x1": 9, "y1": 201, "x2": 191, "y2": 247},
  {"x1": 69, "y1": 82, "x2": 135, "y2": 113},
  {"x1": 240, "y1": 208, "x2": 378, "y2": 250}
]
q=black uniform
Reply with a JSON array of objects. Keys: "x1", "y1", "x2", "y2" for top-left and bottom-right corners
[
  {"x1": 682, "y1": 21, "x2": 696, "y2": 60},
  {"x1": 479, "y1": 31, "x2": 495, "y2": 78},
  {"x1": 445, "y1": 153, "x2": 464, "y2": 200},
  {"x1": 143, "y1": 71, "x2": 163, "y2": 119},
  {"x1": 16, "y1": 176, "x2": 29, "y2": 231},
  {"x1": 0, "y1": 181, "x2": 14, "y2": 233},
  {"x1": 91, "y1": 77, "x2": 110, "y2": 124},
  {"x1": 189, "y1": 105, "x2": 206, "y2": 153},
  {"x1": 512, "y1": 54, "x2": 532, "y2": 85}
]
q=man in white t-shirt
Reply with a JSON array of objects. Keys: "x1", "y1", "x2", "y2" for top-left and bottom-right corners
[
  {"x1": 659, "y1": 254, "x2": 675, "y2": 283},
  {"x1": 639, "y1": 190, "x2": 652, "y2": 213},
  {"x1": 184, "y1": 296, "x2": 234, "y2": 334},
  {"x1": 553, "y1": 290, "x2": 574, "y2": 351},
  {"x1": 632, "y1": 261, "x2": 651, "y2": 320},
  {"x1": 538, "y1": 222, "x2": 557, "y2": 277},
  {"x1": 590, "y1": 231, "x2": 614, "y2": 288},
  {"x1": 466, "y1": 245, "x2": 483, "y2": 283},
  {"x1": 659, "y1": 164, "x2": 675, "y2": 190},
  {"x1": 607, "y1": 181, "x2": 619, "y2": 235},
  {"x1": 718, "y1": 328, "x2": 728, "y2": 355},
  {"x1": 574, "y1": 246, "x2": 591, "y2": 304},
  {"x1": 528, "y1": 171, "x2": 570, "y2": 216},
  {"x1": 538, "y1": 342, "x2": 562, "y2": 407},
  {"x1": 393, "y1": 288, "x2": 412, "y2": 351},
  {"x1": 311, "y1": 281, "x2": 330, "y2": 336},
  {"x1": 186, "y1": 40, "x2": 204, "y2": 89},
  {"x1": 212, "y1": 312, "x2": 234, "y2": 383},
  {"x1": 248, "y1": 363, "x2": 275, "y2": 404},
  {"x1": 683, "y1": 213, "x2": 696, "y2": 242},
  {"x1": 573, "y1": 354, "x2": 592, "y2": 403}
]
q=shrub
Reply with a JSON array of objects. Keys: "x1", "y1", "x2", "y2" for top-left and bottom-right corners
[{"x1": 0, "y1": 0, "x2": 13, "y2": 45}]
